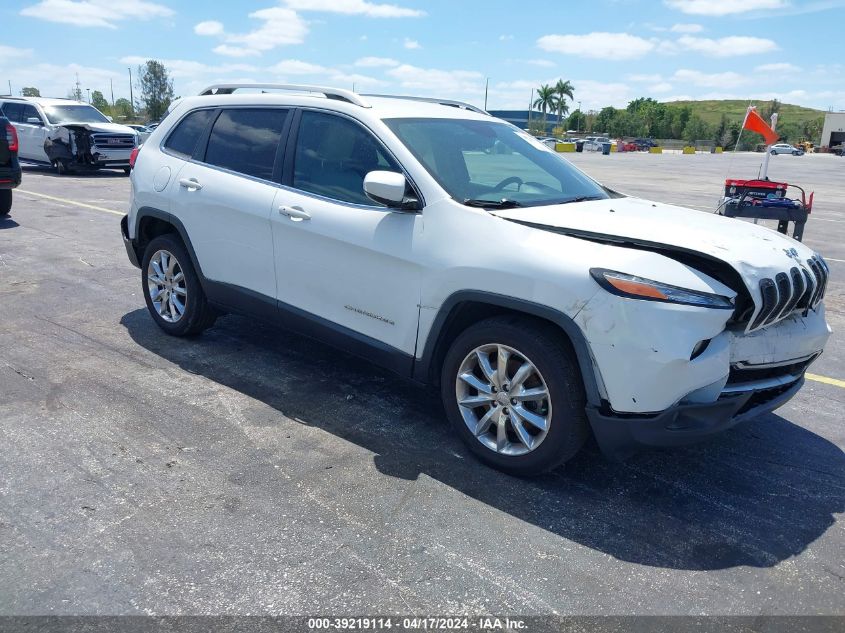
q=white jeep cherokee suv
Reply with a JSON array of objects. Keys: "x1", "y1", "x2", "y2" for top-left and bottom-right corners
[{"x1": 121, "y1": 84, "x2": 831, "y2": 474}]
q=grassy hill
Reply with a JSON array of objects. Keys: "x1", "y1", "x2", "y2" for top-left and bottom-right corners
[{"x1": 663, "y1": 99, "x2": 824, "y2": 126}]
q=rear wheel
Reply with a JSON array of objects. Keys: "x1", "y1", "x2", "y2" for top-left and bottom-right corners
[
  {"x1": 141, "y1": 234, "x2": 216, "y2": 336},
  {"x1": 770, "y1": 149, "x2": 777, "y2": 155},
  {"x1": 441, "y1": 316, "x2": 589, "y2": 475},
  {"x1": 0, "y1": 190, "x2": 11, "y2": 217}
]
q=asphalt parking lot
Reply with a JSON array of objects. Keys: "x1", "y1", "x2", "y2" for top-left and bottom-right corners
[{"x1": 1, "y1": 152, "x2": 843, "y2": 616}]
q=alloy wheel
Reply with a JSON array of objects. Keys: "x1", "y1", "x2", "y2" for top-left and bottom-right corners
[
  {"x1": 147, "y1": 249, "x2": 187, "y2": 323},
  {"x1": 455, "y1": 344, "x2": 552, "y2": 456}
]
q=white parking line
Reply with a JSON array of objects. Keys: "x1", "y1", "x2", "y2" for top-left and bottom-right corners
[{"x1": 18, "y1": 189, "x2": 125, "y2": 217}]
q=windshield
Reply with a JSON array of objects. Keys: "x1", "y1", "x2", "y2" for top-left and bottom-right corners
[
  {"x1": 384, "y1": 118, "x2": 609, "y2": 208},
  {"x1": 42, "y1": 105, "x2": 110, "y2": 125}
]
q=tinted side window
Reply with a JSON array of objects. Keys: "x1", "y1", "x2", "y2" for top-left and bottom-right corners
[
  {"x1": 204, "y1": 108, "x2": 288, "y2": 181},
  {"x1": 164, "y1": 109, "x2": 213, "y2": 157},
  {"x1": 293, "y1": 111, "x2": 398, "y2": 205},
  {"x1": 21, "y1": 105, "x2": 42, "y2": 124},
  {"x1": 2, "y1": 103, "x2": 24, "y2": 123}
]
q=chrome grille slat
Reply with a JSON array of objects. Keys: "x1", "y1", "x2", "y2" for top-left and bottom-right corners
[
  {"x1": 90, "y1": 133, "x2": 135, "y2": 150},
  {"x1": 746, "y1": 255, "x2": 828, "y2": 333}
]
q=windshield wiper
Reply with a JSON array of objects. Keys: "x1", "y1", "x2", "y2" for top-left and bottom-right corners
[
  {"x1": 463, "y1": 198, "x2": 523, "y2": 209},
  {"x1": 556, "y1": 195, "x2": 604, "y2": 204}
]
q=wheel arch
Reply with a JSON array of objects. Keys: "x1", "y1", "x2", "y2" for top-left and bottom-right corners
[
  {"x1": 414, "y1": 291, "x2": 603, "y2": 407},
  {"x1": 134, "y1": 207, "x2": 206, "y2": 283}
]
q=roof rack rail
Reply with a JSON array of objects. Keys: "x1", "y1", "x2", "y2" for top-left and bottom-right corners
[
  {"x1": 198, "y1": 84, "x2": 371, "y2": 108},
  {"x1": 362, "y1": 94, "x2": 488, "y2": 115}
]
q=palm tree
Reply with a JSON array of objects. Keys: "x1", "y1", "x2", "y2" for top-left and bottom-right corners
[
  {"x1": 532, "y1": 84, "x2": 557, "y2": 125},
  {"x1": 553, "y1": 79, "x2": 574, "y2": 125}
]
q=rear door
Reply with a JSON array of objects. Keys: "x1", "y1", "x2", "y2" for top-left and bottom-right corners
[{"x1": 171, "y1": 107, "x2": 291, "y2": 301}]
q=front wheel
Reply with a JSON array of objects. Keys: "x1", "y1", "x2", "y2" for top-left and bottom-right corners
[
  {"x1": 141, "y1": 234, "x2": 216, "y2": 336},
  {"x1": 0, "y1": 190, "x2": 11, "y2": 217},
  {"x1": 441, "y1": 316, "x2": 589, "y2": 475},
  {"x1": 770, "y1": 149, "x2": 777, "y2": 155}
]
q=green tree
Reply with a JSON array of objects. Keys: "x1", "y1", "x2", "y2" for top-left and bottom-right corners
[
  {"x1": 137, "y1": 60, "x2": 174, "y2": 121},
  {"x1": 553, "y1": 79, "x2": 574, "y2": 125},
  {"x1": 113, "y1": 98, "x2": 133, "y2": 120},
  {"x1": 566, "y1": 109, "x2": 585, "y2": 132},
  {"x1": 594, "y1": 107, "x2": 617, "y2": 135},
  {"x1": 532, "y1": 84, "x2": 557, "y2": 126},
  {"x1": 21, "y1": 87, "x2": 40, "y2": 97},
  {"x1": 682, "y1": 115, "x2": 711, "y2": 144},
  {"x1": 91, "y1": 90, "x2": 110, "y2": 113}
]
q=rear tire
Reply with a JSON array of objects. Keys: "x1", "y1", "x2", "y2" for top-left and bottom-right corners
[
  {"x1": 0, "y1": 190, "x2": 11, "y2": 217},
  {"x1": 441, "y1": 316, "x2": 589, "y2": 475},
  {"x1": 770, "y1": 149, "x2": 777, "y2": 155},
  {"x1": 141, "y1": 234, "x2": 216, "y2": 336}
]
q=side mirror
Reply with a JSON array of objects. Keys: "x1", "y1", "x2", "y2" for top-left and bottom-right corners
[
  {"x1": 26, "y1": 117, "x2": 43, "y2": 125},
  {"x1": 363, "y1": 170, "x2": 419, "y2": 210}
]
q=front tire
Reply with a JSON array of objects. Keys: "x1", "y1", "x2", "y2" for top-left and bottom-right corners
[
  {"x1": 0, "y1": 190, "x2": 11, "y2": 217},
  {"x1": 441, "y1": 316, "x2": 589, "y2": 475},
  {"x1": 770, "y1": 149, "x2": 777, "y2": 155},
  {"x1": 141, "y1": 234, "x2": 216, "y2": 336}
]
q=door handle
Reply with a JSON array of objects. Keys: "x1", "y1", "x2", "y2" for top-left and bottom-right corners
[
  {"x1": 179, "y1": 178, "x2": 203, "y2": 190},
  {"x1": 278, "y1": 205, "x2": 311, "y2": 221}
]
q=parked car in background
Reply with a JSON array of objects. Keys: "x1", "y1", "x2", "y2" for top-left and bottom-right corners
[
  {"x1": 122, "y1": 83, "x2": 831, "y2": 475},
  {"x1": 0, "y1": 96, "x2": 138, "y2": 175},
  {"x1": 146, "y1": 122, "x2": 161, "y2": 131},
  {"x1": 770, "y1": 143, "x2": 804, "y2": 156},
  {"x1": 583, "y1": 136, "x2": 611, "y2": 151},
  {"x1": 0, "y1": 113, "x2": 22, "y2": 217},
  {"x1": 127, "y1": 124, "x2": 152, "y2": 144},
  {"x1": 633, "y1": 138, "x2": 658, "y2": 151}
]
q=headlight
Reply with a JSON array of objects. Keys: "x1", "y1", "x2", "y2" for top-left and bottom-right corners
[{"x1": 590, "y1": 268, "x2": 734, "y2": 309}]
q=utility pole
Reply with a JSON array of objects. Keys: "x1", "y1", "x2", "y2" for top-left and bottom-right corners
[
  {"x1": 110, "y1": 78, "x2": 115, "y2": 108},
  {"x1": 484, "y1": 77, "x2": 489, "y2": 111},
  {"x1": 578, "y1": 100, "x2": 582, "y2": 132},
  {"x1": 86, "y1": 88, "x2": 91, "y2": 104},
  {"x1": 128, "y1": 67, "x2": 135, "y2": 119},
  {"x1": 527, "y1": 89, "x2": 534, "y2": 130},
  {"x1": 7, "y1": 80, "x2": 11, "y2": 96}
]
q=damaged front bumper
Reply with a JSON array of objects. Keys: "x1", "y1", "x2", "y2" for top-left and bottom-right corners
[
  {"x1": 44, "y1": 125, "x2": 135, "y2": 170},
  {"x1": 583, "y1": 306, "x2": 830, "y2": 459}
]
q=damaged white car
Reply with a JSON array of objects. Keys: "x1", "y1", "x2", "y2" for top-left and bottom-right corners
[
  {"x1": 0, "y1": 97, "x2": 138, "y2": 175},
  {"x1": 121, "y1": 85, "x2": 831, "y2": 474}
]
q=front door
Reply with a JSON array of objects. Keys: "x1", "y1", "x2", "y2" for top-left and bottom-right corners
[{"x1": 270, "y1": 109, "x2": 423, "y2": 359}]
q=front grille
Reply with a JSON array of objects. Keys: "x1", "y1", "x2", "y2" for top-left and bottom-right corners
[
  {"x1": 735, "y1": 382, "x2": 796, "y2": 415},
  {"x1": 746, "y1": 255, "x2": 828, "y2": 332},
  {"x1": 90, "y1": 133, "x2": 135, "y2": 150}
]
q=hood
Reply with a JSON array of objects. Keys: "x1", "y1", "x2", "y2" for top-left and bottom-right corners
[
  {"x1": 492, "y1": 196, "x2": 826, "y2": 331},
  {"x1": 492, "y1": 196, "x2": 817, "y2": 278},
  {"x1": 60, "y1": 122, "x2": 137, "y2": 135}
]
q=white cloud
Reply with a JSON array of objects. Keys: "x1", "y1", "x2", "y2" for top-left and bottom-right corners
[
  {"x1": 499, "y1": 34, "x2": 514, "y2": 41},
  {"x1": 20, "y1": 0, "x2": 173, "y2": 29},
  {"x1": 0, "y1": 45, "x2": 33, "y2": 58},
  {"x1": 212, "y1": 7, "x2": 309, "y2": 57},
  {"x1": 386, "y1": 64, "x2": 484, "y2": 96},
  {"x1": 677, "y1": 35, "x2": 778, "y2": 57},
  {"x1": 5, "y1": 62, "x2": 123, "y2": 100},
  {"x1": 267, "y1": 59, "x2": 329, "y2": 75},
  {"x1": 672, "y1": 68, "x2": 746, "y2": 88},
  {"x1": 282, "y1": 0, "x2": 424, "y2": 17},
  {"x1": 650, "y1": 82, "x2": 674, "y2": 93},
  {"x1": 755, "y1": 62, "x2": 801, "y2": 72},
  {"x1": 403, "y1": 38, "x2": 421, "y2": 49},
  {"x1": 537, "y1": 32, "x2": 655, "y2": 60},
  {"x1": 526, "y1": 59, "x2": 555, "y2": 67},
  {"x1": 670, "y1": 23, "x2": 703, "y2": 32},
  {"x1": 354, "y1": 56, "x2": 400, "y2": 67},
  {"x1": 664, "y1": 0, "x2": 787, "y2": 15},
  {"x1": 194, "y1": 20, "x2": 224, "y2": 36}
]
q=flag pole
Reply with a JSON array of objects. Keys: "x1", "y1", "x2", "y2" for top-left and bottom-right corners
[{"x1": 760, "y1": 112, "x2": 778, "y2": 181}]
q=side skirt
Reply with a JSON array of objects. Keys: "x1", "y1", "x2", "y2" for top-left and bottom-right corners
[{"x1": 203, "y1": 280, "x2": 415, "y2": 379}]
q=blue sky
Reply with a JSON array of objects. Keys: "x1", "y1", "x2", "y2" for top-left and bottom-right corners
[{"x1": 2, "y1": 0, "x2": 845, "y2": 112}]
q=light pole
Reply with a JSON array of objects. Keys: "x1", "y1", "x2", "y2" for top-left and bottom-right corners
[
  {"x1": 86, "y1": 88, "x2": 91, "y2": 104},
  {"x1": 577, "y1": 101, "x2": 582, "y2": 132},
  {"x1": 128, "y1": 67, "x2": 135, "y2": 120}
]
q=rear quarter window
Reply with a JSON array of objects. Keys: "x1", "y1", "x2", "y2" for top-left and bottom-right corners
[
  {"x1": 1, "y1": 103, "x2": 24, "y2": 123},
  {"x1": 163, "y1": 109, "x2": 214, "y2": 158}
]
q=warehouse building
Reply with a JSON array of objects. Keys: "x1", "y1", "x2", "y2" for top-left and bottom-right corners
[{"x1": 820, "y1": 112, "x2": 845, "y2": 149}]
